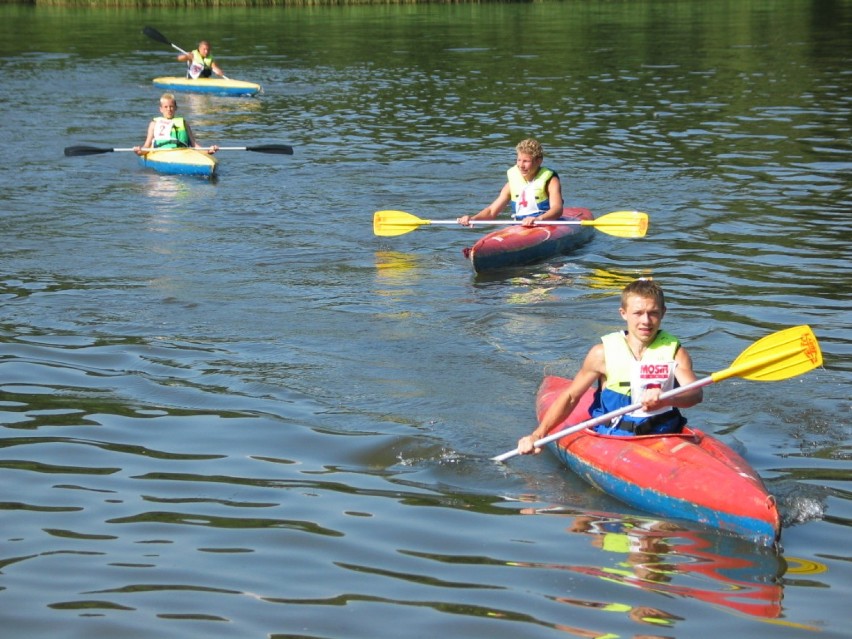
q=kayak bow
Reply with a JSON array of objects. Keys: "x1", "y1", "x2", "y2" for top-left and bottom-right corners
[{"x1": 139, "y1": 148, "x2": 218, "y2": 177}]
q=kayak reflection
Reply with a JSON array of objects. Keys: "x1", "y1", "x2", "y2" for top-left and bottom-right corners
[
  {"x1": 515, "y1": 510, "x2": 788, "y2": 621},
  {"x1": 565, "y1": 513, "x2": 784, "y2": 619}
]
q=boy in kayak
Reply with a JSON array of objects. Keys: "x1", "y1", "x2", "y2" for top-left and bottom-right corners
[
  {"x1": 517, "y1": 279, "x2": 704, "y2": 454},
  {"x1": 133, "y1": 93, "x2": 219, "y2": 155},
  {"x1": 457, "y1": 138, "x2": 564, "y2": 228},
  {"x1": 177, "y1": 40, "x2": 227, "y2": 79}
]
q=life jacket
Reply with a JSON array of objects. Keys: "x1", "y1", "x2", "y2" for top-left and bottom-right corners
[
  {"x1": 506, "y1": 165, "x2": 555, "y2": 219},
  {"x1": 187, "y1": 50, "x2": 214, "y2": 79},
  {"x1": 591, "y1": 329, "x2": 686, "y2": 435},
  {"x1": 151, "y1": 116, "x2": 190, "y2": 149}
]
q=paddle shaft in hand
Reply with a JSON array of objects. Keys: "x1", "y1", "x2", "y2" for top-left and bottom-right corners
[
  {"x1": 64, "y1": 144, "x2": 293, "y2": 157},
  {"x1": 373, "y1": 209, "x2": 648, "y2": 239},
  {"x1": 492, "y1": 324, "x2": 823, "y2": 462}
]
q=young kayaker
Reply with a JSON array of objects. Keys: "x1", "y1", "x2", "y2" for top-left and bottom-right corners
[
  {"x1": 457, "y1": 138, "x2": 564, "y2": 228},
  {"x1": 134, "y1": 93, "x2": 219, "y2": 155},
  {"x1": 177, "y1": 40, "x2": 227, "y2": 79},
  {"x1": 517, "y1": 279, "x2": 704, "y2": 455}
]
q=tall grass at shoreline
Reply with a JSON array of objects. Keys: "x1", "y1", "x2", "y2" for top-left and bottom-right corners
[{"x1": 11, "y1": 0, "x2": 512, "y2": 6}]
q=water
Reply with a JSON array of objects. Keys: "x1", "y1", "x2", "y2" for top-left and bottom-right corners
[{"x1": 0, "y1": 2, "x2": 850, "y2": 637}]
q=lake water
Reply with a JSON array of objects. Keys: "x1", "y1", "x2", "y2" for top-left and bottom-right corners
[{"x1": 0, "y1": 2, "x2": 849, "y2": 638}]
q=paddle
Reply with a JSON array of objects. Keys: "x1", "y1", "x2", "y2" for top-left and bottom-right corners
[
  {"x1": 492, "y1": 324, "x2": 823, "y2": 462},
  {"x1": 64, "y1": 144, "x2": 293, "y2": 157},
  {"x1": 143, "y1": 26, "x2": 190, "y2": 56},
  {"x1": 373, "y1": 209, "x2": 649, "y2": 239}
]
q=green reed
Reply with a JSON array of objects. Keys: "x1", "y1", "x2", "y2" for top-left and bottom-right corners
[{"x1": 24, "y1": 0, "x2": 505, "y2": 6}]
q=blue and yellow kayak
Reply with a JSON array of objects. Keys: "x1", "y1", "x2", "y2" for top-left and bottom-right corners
[
  {"x1": 152, "y1": 76, "x2": 262, "y2": 97},
  {"x1": 139, "y1": 148, "x2": 218, "y2": 177}
]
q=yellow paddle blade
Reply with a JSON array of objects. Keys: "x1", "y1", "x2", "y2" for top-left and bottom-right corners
[
  {"x1": 712, "y1": 325, "x2": 822, "y2": 383},
  {"x1": 373, "y1": 210, "x2": 430, "y2": 237},
  {"x1": 582, "y1": 210, "x2": 649, "y2": 238}
]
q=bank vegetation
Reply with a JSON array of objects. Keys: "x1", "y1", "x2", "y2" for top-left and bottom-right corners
[{"x1": 8, "y1": 0, "x2": 512, "y2": 6}]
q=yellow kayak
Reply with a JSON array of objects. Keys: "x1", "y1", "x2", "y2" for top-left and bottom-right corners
[
  {"x1": 152, "y1": 76, "x2": 262, "y2": 96},
  {"x1": 139, "y1": 148, "x2": 218, "y2": 177}
]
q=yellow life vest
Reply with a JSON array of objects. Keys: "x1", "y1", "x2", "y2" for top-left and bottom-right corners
[
  {"x1": 188, "y1": 50, "x2": 215, "y2": 79},
  {"x1": 591, "y1": 330, "x2": 685, "y2": 433},
  {"x1": 506, "y1": 165, "x2": 555, "y2": 218},
  {"x1": 601, "y1": 330, "x2": 680, "y2": 400}
]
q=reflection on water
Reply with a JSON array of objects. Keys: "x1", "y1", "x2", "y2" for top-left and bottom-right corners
[
  {"x1": 175, "y1": 91, "x2": 263, "y2": 116},
  {"x1": 580, "y1": 268, "x2": 651, "y2": 296},
  {"x1": 783, "y1": 556, "x2": 828, "y2": 577},
  {"x1": 172, "y1": 91, "x2": 264, "y2": 134},
  {"x1": 373, "y1": 251, "x2": 423, "y2": 310},
  {"x1": 138, "y1": 173, "x2": 197, "y2": 202},
  {"x1": 550, "y1": 595, "x2": 683, "y2": 635},
  {"x1": 519, "y1": 509, "x2": 789, "y2": 624},
  {"x1": 499, "y1": 263, "x2": 652, "y2": 305},
  {"x1": 504, "y1": 270, "x2": 563, "y2": 305},
  {"x1": 374, "y1": 250, "x2": 422, "y2": 284}
]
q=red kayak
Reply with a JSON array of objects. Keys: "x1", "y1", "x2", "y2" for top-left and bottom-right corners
[
  {"x1": 536, "y1": 376, "x2": 781, "y2": 546},
  {"x1": 462, "y1": 207, "x2": 594, "y2": 273}
]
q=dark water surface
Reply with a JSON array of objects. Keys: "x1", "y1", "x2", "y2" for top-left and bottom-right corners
[{"x1": 1, "y1": 2, "x2": 850, "y2": 638}]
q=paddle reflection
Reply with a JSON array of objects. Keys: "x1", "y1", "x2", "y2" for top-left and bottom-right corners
[
  {"x1": 580, "y1": 267, "x2": 650, "y2": 295},
  {"x1": 372, "y1": 251, "x2": 424, "y2": 312},
  {"x1": 374, "y1": 251, "x2": 423, "y2": 285}
]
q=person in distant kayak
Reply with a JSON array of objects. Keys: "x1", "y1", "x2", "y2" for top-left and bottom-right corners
[
  {"x1": 177, "y1": 40, "x2": 226, "y2": 79},
  {"x1": 133, "y1": 93, "x2": 218, "y2": 155},
  {"x1": 457, "y1": 138, "x2": 564, "y2": 228},
  {"x1": 517, "y1": 279, "x2": 704, "y2": 455}
]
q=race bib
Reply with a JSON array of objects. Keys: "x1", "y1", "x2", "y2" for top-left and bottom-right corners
[
  {"x1": 629, "y1": 360, "x2": 677, "y2": 417},
  {"x1": 188, "y1": 62, "x2": 204, "y2": 79},
  {"x1": 153, "y1": 119, "x2": 174, "y2": 140},
  {"x1": 514, "y1": 183, "x2": 541, "y2": 218}
]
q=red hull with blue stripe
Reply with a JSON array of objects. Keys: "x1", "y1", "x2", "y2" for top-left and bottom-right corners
[
  {"x1": 536, "y1": 376, "x2": 781, "y2": 546},
  {"x1": 463, "y1": 207, "x2": 594, "y2": 273}
]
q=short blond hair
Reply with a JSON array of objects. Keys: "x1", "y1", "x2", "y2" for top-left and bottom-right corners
[
  {"x1": 621, "y1": 278, "x2": 666, "y2": 310},
  {"x1": 515, "y1": 138, "x2": 543, "y2": 161}
]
